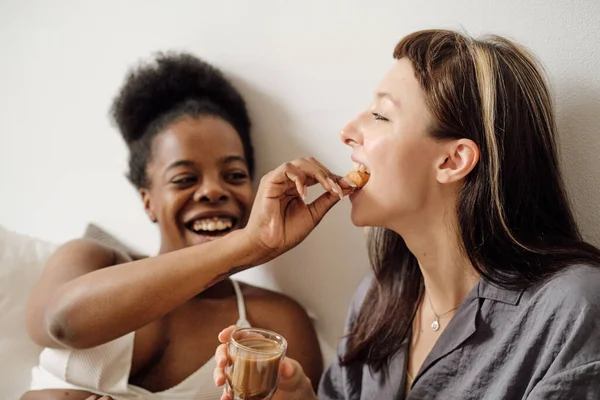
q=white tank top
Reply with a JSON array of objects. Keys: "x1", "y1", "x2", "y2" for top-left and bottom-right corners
[{"x1": 30, "y1": 280, "x2": 251, "y2": 399}]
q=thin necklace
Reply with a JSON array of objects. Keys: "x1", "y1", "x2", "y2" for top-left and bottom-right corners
[{"x1": 425, "y1": 291, "x2": 460, "y2": 332}]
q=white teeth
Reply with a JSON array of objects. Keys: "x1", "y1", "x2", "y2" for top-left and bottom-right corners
[
  {"x1": 191, "y1": 217, "x2": 233, "y2": 233},
  {"x1": 353, "y1": 161, "x2": 370, "y2": 174}
]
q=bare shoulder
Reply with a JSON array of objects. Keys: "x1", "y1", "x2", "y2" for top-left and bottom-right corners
[
  {"x1": 238, "y1": 282, "x2": 310, "y2": 321},
  {"x1": 27, "y1": 238, "x2": 129, "y2": 348},
  {"x1": 236, "y1": 281, "x2": 323, "y2": 388},
  {"x1": 46, "y1": 238, "x2": 130, "y2": 271},
  {"x1": 54, "y1": 237, "x2": 112, "y2": 254},
  {"x1": 238, "y1": 282, "x2": 299, "y2": 303}
]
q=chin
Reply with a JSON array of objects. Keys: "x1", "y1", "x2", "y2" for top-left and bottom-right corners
[
  {"x1": 350, "y1": 209, "x2": 373, "y2": 227},
  {"x1": 351, "y1": 204, "x2": 393, "y2": 229}
]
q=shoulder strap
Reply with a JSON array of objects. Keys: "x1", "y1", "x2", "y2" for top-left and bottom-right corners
[{"x1": 231, "y1": 280, "x2": 251, "y2": 328}]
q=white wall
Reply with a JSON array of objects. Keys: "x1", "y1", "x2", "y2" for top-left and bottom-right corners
[{"x1": 1, "y1": 0, "x2": 599, "y2": 348}]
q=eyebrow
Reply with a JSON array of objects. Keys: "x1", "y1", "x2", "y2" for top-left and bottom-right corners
[
  {"x1": 376, "y1": 92, "x2": 400, "y2": 107},
  {"x1": 165, "y1": 160, "x2": 195, "y2": 172},
  {"x1": 220, "y1": 155, "x2": 246, "y2": 165}
]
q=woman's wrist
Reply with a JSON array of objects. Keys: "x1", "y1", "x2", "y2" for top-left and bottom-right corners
[
  {"x1": 229, "y1": 227, "x2": 276, "y2": 268},
  {"x1": 170, "y1": 230, "x2": 262, "y2": 292}
]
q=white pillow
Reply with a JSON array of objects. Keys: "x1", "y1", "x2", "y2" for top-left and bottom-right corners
[{"x1": 0, "y1": 225, "x2": 57, "y2": 399}]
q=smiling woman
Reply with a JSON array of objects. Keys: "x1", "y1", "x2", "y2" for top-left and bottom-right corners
[
  {"x1": 112, "y1": 54, "x2": 256, "y2": 254},
  {"x1": 138, "y1": 116, "x2": 253, "y2": 250},
  {"x1": 21, "y1": 53, "x2": 325, "y2": 400}
]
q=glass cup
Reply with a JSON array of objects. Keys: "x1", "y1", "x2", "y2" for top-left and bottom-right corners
[{"x1": 225, "y1": 327, "x2": 288, "y2": 400}]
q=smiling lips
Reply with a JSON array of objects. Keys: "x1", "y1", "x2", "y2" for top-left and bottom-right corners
[
  {"x1": 346, "y1": 162, "x2": 370, "y2": 188},
  {"x1": 190, "y1": 217, "x2": 234, "y2": 233}
]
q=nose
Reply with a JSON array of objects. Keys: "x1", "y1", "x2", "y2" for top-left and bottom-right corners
[
  {"x1": 193, "y1": 177, "x2": 229, "y2": 204},
  {"x1": 339, "y1": 111, "x2": 366, "y2": 148}
]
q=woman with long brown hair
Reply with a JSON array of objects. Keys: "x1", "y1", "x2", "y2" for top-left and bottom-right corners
[{"x1": 214, "y1": 29, "x2": 600, "y2": 399}]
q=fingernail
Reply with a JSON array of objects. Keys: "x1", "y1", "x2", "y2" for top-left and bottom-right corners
[
  {"x1": 342, "y1": 177, "x2": 357, "y2": 188},
  {"x1": 336, "y1": 184, "x2": 344, "y2": 200},
  {"x1": 327, "y1": 178, "x2": 339, "y2": 193}
]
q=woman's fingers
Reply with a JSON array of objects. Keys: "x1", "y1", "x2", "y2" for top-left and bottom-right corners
[
  {"x1": 267, "y1": 159, "x2": 344, "y2": 201},
  {"x1": 280, "y1": 358, "x2": 295, "y2": 379},
  {"x1": 218, "y1": 325, "x2": 238, "y2": 343},
  {"x1": 303, "y1": 156, "x2": 356, "y2": 193},
  {"x1": 306, "y1": 157, "x2": 346, "y2": 196},
  {"x1": 215, "y1": 325, "x2": 237, "y2": 387},
  {"x1": 307, "y1": 190, "x2": 341, "y2": 225},
  {"x1": 284, "y1": 161, "x2": 339, "y2": 200},
  {"x1": 215, "y1": 343, "x2": 229, "y2": 368},
  {"x1": 276, "y1": 357, "x2": 314, "y2": 394},
  {"x1": 215, "y1": 326, "x2": 235, "y2": 388},
  {"x1": 214, "y1": 363, "x2": 227, "y2": 387},
  {"x1": 341, "y1": 176, "x2": 357, "y2": 190},
  {"x1": 283, "y1": 163, "x2": 309, "y2": 200},
  {"x1": 221, "y1": 388, "x2": 233, "y2": 400},
  {"x1": 296, "y1": 158, "x2": 343, "y2": 200}
]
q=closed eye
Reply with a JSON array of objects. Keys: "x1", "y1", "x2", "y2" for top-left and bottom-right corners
[
  {"x1": 171, "y1": 176, "x2": 197, "y2": 186},
  {"x1": 372, "y1": 112, "x2": 390, "y2": 122},
  {"x1": 224, "y1": 171, "x2": 249, "y2": 184}
]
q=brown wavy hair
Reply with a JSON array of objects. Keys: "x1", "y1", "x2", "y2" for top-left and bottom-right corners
[{"x1": 342, "y1": 29, "x2": 600, "y2": 372}]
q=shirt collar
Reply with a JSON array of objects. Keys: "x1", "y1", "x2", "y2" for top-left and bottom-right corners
[{"x1": 476, "y1": 278, "x2": 524, "y2": 305}]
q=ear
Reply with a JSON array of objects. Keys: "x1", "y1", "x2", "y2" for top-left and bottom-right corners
[
  {"x1": 436, "y1": 139, "x2": 479, "y2": 184},
  {"x1": 139, "y1": 188, "x2": 158, "y2": 223}
]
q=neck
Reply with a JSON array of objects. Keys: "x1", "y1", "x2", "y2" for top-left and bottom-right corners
[
  {"x1": 392, "y1": 204, "x2": 480, "y2": 311},
  {"x1": 198, "y1": 279, "x2": 235, "y2": 299}
]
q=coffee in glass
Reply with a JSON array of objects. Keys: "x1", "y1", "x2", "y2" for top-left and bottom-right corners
[{"x1": 225, "y1": 328, "x2": 287, "y2": 400}]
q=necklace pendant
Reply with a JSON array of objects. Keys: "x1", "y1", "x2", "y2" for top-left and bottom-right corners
[{"x1": 431, "y1": 318, "x2": 440, "y2": 331}]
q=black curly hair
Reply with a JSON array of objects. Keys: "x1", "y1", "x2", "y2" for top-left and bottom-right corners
[{"x1": 110, "y1": 52, "x2": 254, "y2": 189}]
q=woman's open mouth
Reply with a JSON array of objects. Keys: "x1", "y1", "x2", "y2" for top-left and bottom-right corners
[
  {"x1": 185, "y1": 216, "x2": 238, "y2": 237},
  {"x1": 346, "y1": 161, "x2": 371, "y2": 188}
]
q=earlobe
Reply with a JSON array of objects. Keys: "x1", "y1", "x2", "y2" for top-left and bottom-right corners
[
  {"x1": 437, "y1": 139, "x2": 479, "y2": 184},
  {"x1": 140, "y1": 188, "x2": 158, "y2": 223}
]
